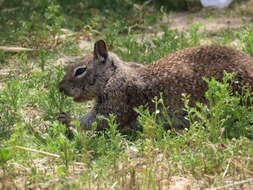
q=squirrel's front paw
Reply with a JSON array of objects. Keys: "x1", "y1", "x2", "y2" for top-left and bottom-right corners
[
  {"x1": 57, "y1": 112, "x2": 72, "y2": 126},
  {"x1": 57, "y1": 112, "x2": 75, "y2": 139}
]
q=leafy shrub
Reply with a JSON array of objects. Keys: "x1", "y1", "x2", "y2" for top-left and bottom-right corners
[
  {"x1": 184, "y1": 72, "x2": 253, "y2": 140},
  {"x1": 134, "y1": 72, "x2": 253, "y2": 141},
  {"x1": 240, "y1": 24, "x2": 253, "y2": 56},
  {"x1": 0, "y1": 80, "x2": 24, "y2": 141},
  {"x1": 39, "y1": 67, "x2": 73, "y2": 120},
  {"x1": 0, "y1": 148, "x2": 13, "y2": 172}
]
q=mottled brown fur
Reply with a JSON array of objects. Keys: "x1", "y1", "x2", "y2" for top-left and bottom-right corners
[{"x1": 59, "y1": 40, "x2": 253, "y2": 131}]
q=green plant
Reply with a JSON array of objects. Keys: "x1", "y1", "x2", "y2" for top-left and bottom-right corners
[
  {"x1": 0, "y1": 80, "x2": 24, "y2": 141},
  {"x1": 239, "y1": 25, "x2": 253, "y2": 56},
  {"x1": 188, "y1": 23, "x2": 201, "y2": 46},
  {"x1": 50, "y1": 122, "x2": 74, "y2": 170},
  {"x1": 44, "y1": 1, "x2": 64, "y2": 34},
  {"x1": 98, "y1": 115, "x2": 125, "y2": 159},
  {"x1": 0, "y1": 148, "x2": 13, "y2": 173},
  {"x1": 38, "y1": 50, "x2": 48, "y2": 71},
  {"x1": 6, "y1": 123, "x2": 31, "y2": 147},
  {"x1": 184, "y1": 72, "x2": 253, "y2": 140},
  {"x1": 39, "y1": 67, "x2": 73, "y2": 120},
  {"x1": 134, "y1": 95, "x2": 171, "y2": 140}
]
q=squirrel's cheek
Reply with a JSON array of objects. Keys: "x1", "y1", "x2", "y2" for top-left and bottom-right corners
[{"x1": 73, "y1": 88, "x2": 83, "y2": 96}]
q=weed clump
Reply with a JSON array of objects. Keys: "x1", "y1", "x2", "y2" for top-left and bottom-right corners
[{"x1": 135, "y1": 72, "x2": 253, "y2": 141}]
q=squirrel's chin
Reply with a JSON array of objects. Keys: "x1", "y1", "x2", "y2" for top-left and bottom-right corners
[{"x1": 73, "y1": 97, "x2": 86, "y2": 103}]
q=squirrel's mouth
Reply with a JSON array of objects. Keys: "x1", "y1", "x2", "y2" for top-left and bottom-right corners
[{"x1": 73, "y1": 97, "x2": 86, "y2": 103}]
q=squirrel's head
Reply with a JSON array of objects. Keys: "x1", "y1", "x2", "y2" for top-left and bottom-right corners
[{"x1": 59, "y1": 40, "x2": 120, "y2": 102}]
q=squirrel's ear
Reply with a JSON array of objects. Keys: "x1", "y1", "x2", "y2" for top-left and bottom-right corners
[{"x1": 94, "y1": 40, "x2": 108, "y2": 63}]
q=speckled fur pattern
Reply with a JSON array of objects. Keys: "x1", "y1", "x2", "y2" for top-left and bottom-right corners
[{"x1": 59, "y1": 41, "x2": 253, "y2": 131}]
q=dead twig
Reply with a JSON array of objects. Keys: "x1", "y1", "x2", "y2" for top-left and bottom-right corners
[
  {"x1": 211, "y1": 178, "x2": 253, "y2": 190},
  {"x1": 0, "y1": 46, "x2": 36, "y2": 52},
  {"x1": 15, "y1": 146, "x2": 60, "y2": 158},
  {"x1": 222, "y1": 158, "x2": 232, "y2": 178},
  {"x1": 14, "y1": 146, "x2": 86, "y2": 166}
]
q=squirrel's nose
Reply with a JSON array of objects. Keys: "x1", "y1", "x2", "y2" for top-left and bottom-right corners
[
  {"x1": 58, "y1": 81, "x2": 65, "y2": 93},
  {"x1": 59, "y1": 86, "x2": 64, "y2": 93},
  {"x1": 58, "y1": 81, "x2": 70, "y2": 96}
]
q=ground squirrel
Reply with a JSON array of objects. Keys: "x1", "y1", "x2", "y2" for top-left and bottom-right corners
[{"x1": 59, "y1": 40, "x2": 253, "y2": 132}]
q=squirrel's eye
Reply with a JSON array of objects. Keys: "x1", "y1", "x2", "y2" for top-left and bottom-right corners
[{"x1": 74, "y1": 67, "x2": 86, "y2": 77}]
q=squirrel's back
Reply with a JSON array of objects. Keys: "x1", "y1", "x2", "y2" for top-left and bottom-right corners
[
  {"x1": 138, "y1": 46, "x2": 253, "y2": 106},
  {"x1": 148, "y1": 46, "x2": 253, "y2": 78}
]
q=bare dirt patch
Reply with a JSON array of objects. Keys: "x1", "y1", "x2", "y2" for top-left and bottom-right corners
[
  {"x1": 168, "y1": 11, "x2": 249, "y2": 33},
  {"x1": 157, "y1": 1, "x2": 253, "y2": 35}
]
